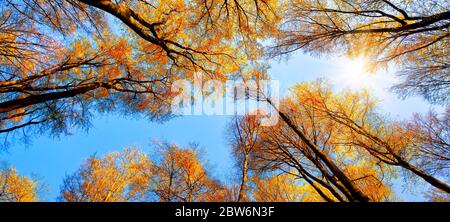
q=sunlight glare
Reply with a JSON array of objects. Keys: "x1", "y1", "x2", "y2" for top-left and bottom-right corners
[{"x1": 339, "y1": 57, "x2": 372, "y2": 89}]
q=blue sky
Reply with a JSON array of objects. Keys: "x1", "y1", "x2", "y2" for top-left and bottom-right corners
[{"x1": 0, "y1": 51, "x2": 440, "y2": 201}]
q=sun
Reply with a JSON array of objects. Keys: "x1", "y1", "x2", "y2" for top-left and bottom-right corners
[
  {"x1": 338, "y1": 57, "x2": 372, "y2": 89},
  {"x1": 347, "y1": 58, "x2": 368, "y2": 75}
]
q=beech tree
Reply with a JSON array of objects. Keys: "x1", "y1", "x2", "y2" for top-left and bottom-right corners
[
  {"x1": 150, "y1": 142, "x2": 231, "y2": 202},
  {"x1": 60, "y1": 149, "x2": 153, "y2": 202},
  {"x1": 274, "y1": 0, "x2": 450, "y2": 104},
  {"x1": 294, "y1": 81, "x2": 450, "y2": 193},
  {"x1": 2, "y1": 1, "x2": 448, "y2": 203},
  {"x1": 230, "y1": 78, "x2": 449, "y2": 201},
  {"x1": 245, "y1": 79, "x2": 449, "y2": 201},
  {"x1": 0, "y1": 0, "x2": 281, "y2": 145},
  {"x1": 0, "y1": 166, "x2": 39, "y2": 202},
  {"x1": 405, "y1": 109, "x2": 450, "y2": 176},
  {"x1": 232, "y1": 108, "x2": 392, "y2": 202},
  {"x1": 60, "y1": 144, "x2": 231, "y2": 202},
  {"x1": 227, "y1": 114, "x2": 263, "y2": 202}
]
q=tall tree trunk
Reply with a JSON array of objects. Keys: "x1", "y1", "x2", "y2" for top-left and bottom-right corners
[
  {"x1": 330, "y1": 114, "x2": 450, "y2": 194},
  {"x1": 237, "y1": 154, "x2": 249, "y2": 202},
  {"x1": 400, "y1": 159, "x2": 450, "y2": 194},
  {"x1": 266, "y1": 98, "x2": 371, "y2": 202},
  {"x1": 0, "y1": 83, "x2": 101, "y2": 113}
]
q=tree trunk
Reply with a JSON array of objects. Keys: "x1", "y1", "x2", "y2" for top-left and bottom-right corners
[
  {"x1": 266, "y1": 98, "x2": 371, "y2": 202},
  {"x1": 237, "y1": 154, "x2": 249, "y2": 202},
  {"x1": 401, "y1": 159, "x2": 450, "y2": 194},
  {"x1": 0, "y1": 84, "x2": 101, "y2": 113}
]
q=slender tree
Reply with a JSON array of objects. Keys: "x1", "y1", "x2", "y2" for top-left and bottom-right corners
[{"x1": 227, "y1": 114, "x2": 263, "y2": 202}]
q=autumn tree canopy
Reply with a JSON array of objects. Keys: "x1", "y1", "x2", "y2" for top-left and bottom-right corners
[
  {"x1": 60, "y1": 149, "x2": 152, "y2": 202},
  {"x1": 0, "y1": 166, "x2": 39, "y2": 202},
  {"x1": 1, "y1": 0, "x2": 448, "y2": 203},
  {"x1": 232, "y1": 79, "x2": 449, "y2": 201},
  {"x1": 150, "y1": 142, "x2": 231, "y2": 202},
  {"x1": 52, "y1": 99, "x2": 449, "y2": 202},
  {"x1": 60, "y1": 144, "x2": 231, "y2": 202},
  {"x1": 0, "y1": 0, "x2": 281, "y2": 145},
  {"x1": 274, "y1": 0, "x2": 450, "y2": 104}
]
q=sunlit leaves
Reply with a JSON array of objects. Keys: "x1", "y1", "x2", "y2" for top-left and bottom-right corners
[
  {"x1": 60, "y1": 149, "x2": 152, "y2": 202},
  {"x1": 0, "y1": 0, "x2": 283, "y2": 143},
  {"x1": 253, "y1": 174, "x2": 310, "y2": 202},
  {"x1": 0, "y1": 167, "x2": 38, "y2": 202},
  {"x1": 60, "y1": 145, "x2": 232, "y2": 202},
  {"x1": 275, "y1": 0, "x2": 450, "y2": 104},
  {"x1": 151, "y1": 142, "x2": 230, "y2": 202}
]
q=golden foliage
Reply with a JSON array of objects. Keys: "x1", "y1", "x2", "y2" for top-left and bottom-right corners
[
  {"x1": 253, "y1": 174, "x2": 324, "y2": 202},
  {"x1": 276, "y1": 0, "x2": 450, "y2": 103},
  {"x1": 0, "y1": 167, "x2": 38, "y2": 202},
  {"x1": 152, "y1": 143, "x2": 231, "y2": 202},
  {"x1": 61, "y1": 149, "x2": 152, "y2": 202},
  {"x1": 0, "y1": 0, "x2": 284, "y2": 135}
]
